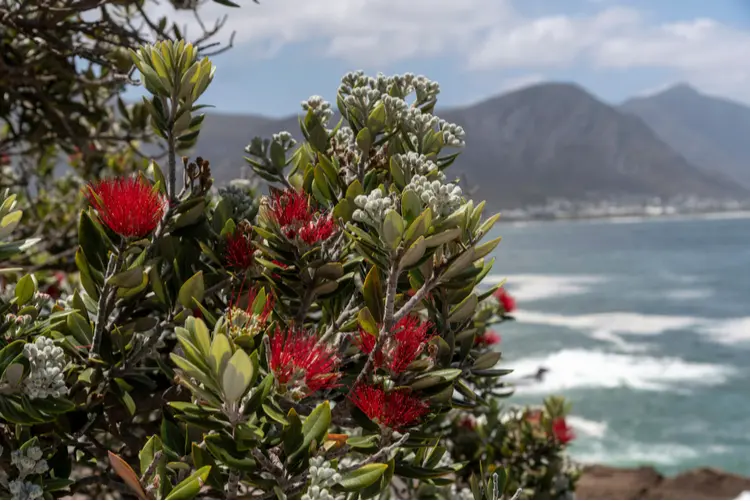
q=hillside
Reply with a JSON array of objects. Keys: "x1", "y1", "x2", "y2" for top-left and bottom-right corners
[
  {"x1": 190, "y1": 82, "x2": 747, "y2": 210},
  {"x1": 621, "y1": 84, "x2": 750, "y2": 189}
]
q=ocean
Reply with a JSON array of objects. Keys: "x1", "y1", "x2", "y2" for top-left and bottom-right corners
[{"x1": 485, "y1": 213, "x2": 750, "y2": 476}]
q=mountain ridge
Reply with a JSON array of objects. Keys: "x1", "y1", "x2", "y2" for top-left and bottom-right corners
[
  {"x1": 188, "y1": 82, "x2": 749, "y2": 211},
  {"x1": 620, "y1": 83, "x2": 750, "y2": 189}
]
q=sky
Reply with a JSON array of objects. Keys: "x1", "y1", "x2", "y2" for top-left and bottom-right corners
[{"x1": 130, "y1": 0, "x2": 750, "y2": 117}]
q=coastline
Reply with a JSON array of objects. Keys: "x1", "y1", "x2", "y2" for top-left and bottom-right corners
[{"x1": 497, "y1": 209, "x2": 750, "y2": 225}]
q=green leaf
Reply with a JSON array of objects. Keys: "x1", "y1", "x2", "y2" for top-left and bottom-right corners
[
  {"x1": 357, "y1": 307, "x2": 378, "y2": 336},
  {"x1": 222, "y1": 349, "x2": 255, "y2": 402},
  {"x1": 356, "y1": 127, "x2": 373, "y2": 153},
  {"x1": 0, "y1": 340, "x2": 24, "y2": 377},
  {"x1": 448, "y1": 293, "x2": 478, "y2": 322},
  {"x1": 67, "y1": 312, "x2": 93, "y2": 346},
  {"x1": 78, "y1": 210, "x2": 109, "y2": 271},
  {"x1": 389, "y1": 157, "x2": 406, "y2": 188},
  {"x1": 424, "y1": 228, "x2": 462, "y2": 248},
  {"x1": 209, "y1": 333, "x2": 232, "y2": 378},
  {"x1": 382, "y1": 210, "x2": 404, "y2": 249},
  {"x1": 401, "y1": 190, "x2": 422, "y2": 222},
  {"x1": 338, "y1": 463, "x2": 388, "y2": 491},
  {"x1": 108, "y1": 267, "x2": 144, "y2": 288},
  {"x1": 442, "y1": 248, "x2": 476, "y2": 280},
  {"x1": 161, "y1": 418, "x2": 186, "y2": 458},
  {"x1": 363, "y1": 267, "x2": 384, "y2": 322},
  {"x1": 473, "y1": 351, "x2": 502, "y2": 371},
  {"x1": 121, "y1": 392, "x2": 136, "y2": 416},
  {"x1": 313, "y1": 165, "x2": 333, "y2": 201},
  {"x1": 149, "y1": 266, "x2": 169, "y2": 305},
  {"x1": 263, "y1": 401, "x2": 290, "y2": 426},
  {"x1": 404, "y1": 208, "x2": 432, "y2": 245},
  {"x1": 394, "y1": 463, "x2": 455, "y2": 479},
  {"x1": 178, "y1": 271, "x2": 204, "y2": 309},
  {"x1": 174, "y1": 201, "x2": 206, "y2": 229},
  {"x1": 301, "y1": 401, "x2": 331, "y2": 452},
  {"x1": 14, "y1": 274, "x2": 36, "y2": 305},
  {"x1": 474, "y1": 236, "x2": 502, "y2": 260},
  {"x1": 139, "y1": 436, "x2": 163, "y2": 478},
  {"x1": 400, "y1": 236, "x2": 426, "y2": 269},
  {"x1": 165, "y1": 465, "x2": 211, "y2": 500}
]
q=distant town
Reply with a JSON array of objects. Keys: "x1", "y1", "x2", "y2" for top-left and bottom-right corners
[{"x1": 499, "y1": 196, "x2": 750, "y2": 222}]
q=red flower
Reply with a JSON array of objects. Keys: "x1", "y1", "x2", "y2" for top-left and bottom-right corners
[
  {"x1": 356, "y1": 315, "x2": 433, "y2": 374},
  {"x1": 350, "y1": 385, "x2": 429, "y2": 431},
  {"x1": 269, "y1": 189, "x2": 310, "y2": 230},
  {"x1": 299, "y1": 214, "x2": 336, "y2": 245},
  {"x1": 85, "y1": 177, "x2": 166, "y2": 238},
  {"x1": 224, "y1": 228, "x2": 254, "y2": 269},
  {"x1": 268, "y1": 189, "x2": 336, "y2": 244},
  {"x1": 227, "y1": 284, "x2": 274, "y2": 330},
  {"x1": 270, "y1": 327, "x2": 340, "y2": 395},
  {"x1": 475, "y1": 330, "x2": 501, "y2": 346},
  {"x1": 551, "y1": 417, "x2": 575, "y2": 444},
  {"x1": 494, "y1": 287, "x2": 516, "y2": 313},
  {"x1": 270, "y1": 259, "x2": 289, "y2": 280}
]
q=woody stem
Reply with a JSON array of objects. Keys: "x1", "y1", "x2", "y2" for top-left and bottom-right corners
[
  {"x1": 351, "y1": 253, "x2": 401, "y2": 392},
  {"x1": 90, "y1": 244, "x2": 124, "y2": 359}
]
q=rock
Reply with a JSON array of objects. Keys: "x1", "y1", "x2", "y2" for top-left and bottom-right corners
[
  {"x1": 577, "y1": 465, "x2": 750, "y2": 500},
  {"x1": 577, "y1": 465, "x2": 663, "y2": 500}
]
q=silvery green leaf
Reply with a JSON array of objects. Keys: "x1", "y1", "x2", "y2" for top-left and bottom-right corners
[
  {"x1": 448, "y1": 293, "x2": 478, "y2": 322},
  {"x1": 222, "y1": 349, "x2": 255, "y2": 403},
  {"x1": 108, "y1": 267, "x2": 145, "y2": 289},
  {"x1": 424, "y1": 227, "x2": 461, "y2": 247},
  {"x1": 209, "y1": 333, "x2": 232, "y2": 378},
  {"x1": 442, "y1": 247, "x2": 476, "y2": 280},
  {"x1": 390, "y1": 157, "x2": 406, "y2": 188},
  {"x1": 14, "y1": 273, "x2": 36, "y2": 305},
  {"x1": 382, "y1": 210, "x2": 404, "y2": 249},
  {"x1": 401, "y1": 189, "x2": 421, "y2": 223},
  {"x1": 400, "y1": 236, "x2": 426, "y2": 269},
  {"x1": 3, "y1": 363, "x2": 23, "y2": 387},
  {"x1": 474, "y1": 236, "x2": 502, "y2": 260},
  {"x1": 356, "y1": 127, "x2": 372, "y2": 153}
]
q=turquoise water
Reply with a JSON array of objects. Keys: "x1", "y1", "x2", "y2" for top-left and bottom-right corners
[{"x1": 485, "y1": 214, "x2": 750, "y2": 476}]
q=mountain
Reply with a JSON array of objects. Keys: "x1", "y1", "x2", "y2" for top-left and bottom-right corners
[
  {"x1": 621, "y1": 84, "x2": 750, "y2": 189},
  {"x1": 191, "y1": 82, "x2": 747, "y2": 210}
]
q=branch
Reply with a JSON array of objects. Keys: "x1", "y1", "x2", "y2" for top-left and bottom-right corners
[
  {"x1": 319, "y1": 294, "x2": 358, "y2": 343},
  {"x1": 351, "y1": 256, "x2": 400, "y2": 391},
  {"x1": 392, "y1": 273, "x2": 438, "y2": 324},
  {"x1": 339, "y1": 433, "x2": 410, "y2": 473}
]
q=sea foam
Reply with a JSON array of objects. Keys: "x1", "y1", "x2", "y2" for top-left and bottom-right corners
[
  {"x1": 483, "y1": 274, "x2": 604, "y2": 302},
  {"x1": 506, "y1": 349, "x2": 733, "y2": 393}
]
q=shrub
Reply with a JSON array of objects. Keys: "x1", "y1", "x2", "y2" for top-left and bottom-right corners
[{"x1": 0, "y1": 39, "x2": 577, "y2": 500}]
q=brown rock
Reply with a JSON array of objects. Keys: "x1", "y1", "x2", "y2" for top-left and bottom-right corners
[
  {"x1": 577, "y1": 465, "x2": 663, "y2": 499},
  {"x1": 577, "y1": 465, "x2": 750, "y2": 500}
]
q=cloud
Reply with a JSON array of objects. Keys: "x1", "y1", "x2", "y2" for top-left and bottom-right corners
[
  {"x1": 498, "y1": 74, "x2": 547, "y2": 93},
  {"x1": 468, "y1": 7, "x2": 641, "y2": 70},
  {"x1": 151, "y1": 0, "x2": 515, "y2": 66},
  {"x1": 149, "y1": 1, "x2": 750, "y2": 101}
]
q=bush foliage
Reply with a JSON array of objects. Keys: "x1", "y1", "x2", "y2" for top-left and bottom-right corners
[{"x1": 0, "y1": 33, "x2": 578, "y2": 500}]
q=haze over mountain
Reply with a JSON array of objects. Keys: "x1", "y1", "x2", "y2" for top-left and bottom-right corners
[
  {"x1": 620, "y1": 84, "x2": 750, "y2": 190},
  {"x1": 193, "y1": 82, "x2": 748, "y2": 211}
]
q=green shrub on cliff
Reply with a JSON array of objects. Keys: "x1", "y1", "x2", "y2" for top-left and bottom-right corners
[{"x1": 0, "y1": 38, "x2": 578, "y2": 500}]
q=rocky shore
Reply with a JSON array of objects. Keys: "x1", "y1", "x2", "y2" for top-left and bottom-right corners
[{"x1": 577, "y1": 465, "x2": 750, "y2": 500}]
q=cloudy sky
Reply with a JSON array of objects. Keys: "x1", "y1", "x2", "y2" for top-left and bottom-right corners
[{"x1": 132, "y1": 0, "x2": 750, "y2": 116}]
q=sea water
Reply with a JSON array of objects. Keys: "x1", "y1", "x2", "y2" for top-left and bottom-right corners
[{"x1": 485, "y1": 213, "x2": 750, "y2": 476}]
